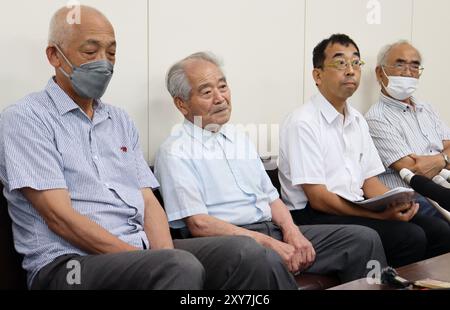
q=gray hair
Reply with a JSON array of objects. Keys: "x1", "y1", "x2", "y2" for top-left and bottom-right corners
[
  {"x1": 376, "y1": 40, "x2": 423, "y2": 67},
  {"x1": 166, "y1": 52, "x2": 223, "y2": 102},
  {"x1": 48, "y1": 5, "x2": 107, "y2": 48}
]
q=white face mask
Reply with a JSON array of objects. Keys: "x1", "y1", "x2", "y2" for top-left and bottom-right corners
[{"x1": 381, "y1": 67, "x2": 419, "y2": 101}]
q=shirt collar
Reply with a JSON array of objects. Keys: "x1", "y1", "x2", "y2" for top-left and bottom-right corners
[
  {"x1": 45, "y1": 77, "x2": 110, "y2": 118},
  {"x1": 183, "y1": 119, "x2": 234, "y2": 148},
  {"x1": 315, "y1": 92, "x2": 357, "y2": 125},
  {"x1": 379, "y1": 92, "x2": 424, "y2": 112}
]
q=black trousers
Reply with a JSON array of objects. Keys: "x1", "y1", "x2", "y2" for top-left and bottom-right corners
[{"x1": 291, "y1": 204, "x2": 450, "y2": 268}]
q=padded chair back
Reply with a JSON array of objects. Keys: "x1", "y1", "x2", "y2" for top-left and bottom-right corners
[
  {"x1": 0, "y1": 185, "x2": 27, "y2": 289},
  {"x1": 265, "y1": 167, "x2": 281, "y2": 195}
]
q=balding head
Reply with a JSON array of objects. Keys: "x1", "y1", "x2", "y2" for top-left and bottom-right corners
[
  {"x1": 48, "y1": 5, "x2": 113, "y2": 48},
  {"x1": 46, "y1": 5, "x2": 117, "y2": 104},
  {"x1": 377, "y1": 40, "x2": 422, "y2": 67}
]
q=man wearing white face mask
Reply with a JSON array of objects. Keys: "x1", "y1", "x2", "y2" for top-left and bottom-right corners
[{"x1": 366, "y1": 41, "x2": 450, "y2": 218}]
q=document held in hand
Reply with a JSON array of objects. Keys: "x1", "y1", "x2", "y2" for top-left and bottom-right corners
[{"x1": 351, "y1": 187, "x2": 416, "y2": 212}]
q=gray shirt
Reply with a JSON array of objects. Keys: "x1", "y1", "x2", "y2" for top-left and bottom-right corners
[{"x1": 365, "y1": 93, "x2": 450, "y2": 188}]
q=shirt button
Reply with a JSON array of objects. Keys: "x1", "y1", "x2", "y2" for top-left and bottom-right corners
[
  {"x1": 104, "y1": 183, "x2": 110, "y2": 187},
  {"x1": 93, "y1": 156, "x2": 98, "y2": 160}
]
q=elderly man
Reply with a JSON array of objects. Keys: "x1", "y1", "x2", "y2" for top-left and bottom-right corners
[
  {"x1": 365, "y1": 41, "x2": 450, "y2": 218},
  {"x1": 279, "y1": 34, "x2": 450, "y2": 268},
  {"x1": 0, "y1": 5, "x2": 292, "y2": 290},
  {"x1": 154, "y1": 51, "x2": 387, "y2": 284}
]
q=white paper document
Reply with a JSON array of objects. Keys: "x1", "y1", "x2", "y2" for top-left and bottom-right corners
[{"x1": 351, "y1": 187, "x2": 416, "y2": 212}]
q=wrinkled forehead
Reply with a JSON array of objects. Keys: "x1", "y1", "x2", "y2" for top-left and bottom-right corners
[
  {"x1": 386, "y1": 44, "x2": 421, "y2": 63},
  {"x1": 64, "y1": 10, "x2": 115, "y2": 47},
  {"x1": 184, "y1": 59, "x2": 225, "y2": 85}
]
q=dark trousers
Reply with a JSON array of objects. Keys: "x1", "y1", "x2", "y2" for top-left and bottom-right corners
[
  {"x1": 31, "y1": 235, "x2": 298, "y2": 290},
  {"x1": 241, "y1": 221, "x2": 387, "y2": 283},
  {"x1": 291, "y1": 204, "x2": 450, "y2": 268}
]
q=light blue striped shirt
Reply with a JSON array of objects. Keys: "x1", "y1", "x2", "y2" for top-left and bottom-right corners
[
  {"x1": 154, "y1": 120, "x2": 278, "y2": 229},
  {"x1": 0, "y1": 78, "x2": 159, "y2": 288},
  {"x1": 366, "y1": 93, "x2": 450, "y2": 188}
]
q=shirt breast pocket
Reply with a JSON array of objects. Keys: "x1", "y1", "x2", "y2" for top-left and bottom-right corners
[
  {"x1": 231, "y1": 158, "x2": 264, "y2": 194},
  {"x1": 102, "y1": 142, "x2": 140, "y2": 183},
  {"x1": 57, "y1": 141, "x2": 93, "y2": 175}
]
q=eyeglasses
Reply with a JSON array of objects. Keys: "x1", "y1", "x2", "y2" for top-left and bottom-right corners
[
  {"x1": 383, "y1": 62, "x2": 424, "y2": 75},
  {"x1": 324, "y1": 59, "x2": 366, "y2": 71}
]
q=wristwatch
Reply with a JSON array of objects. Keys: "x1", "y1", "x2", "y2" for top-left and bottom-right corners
[{"x1": 442, "y1": 153, "x2": 450, "y2": 166}]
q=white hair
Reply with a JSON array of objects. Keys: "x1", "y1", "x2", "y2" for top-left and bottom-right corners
[
  {"x1": 166, "y1": 52, "x2": 224, "y2": 102},
  {"x1": 376, "y1": 40, "x2": 423, "y2": 67}
]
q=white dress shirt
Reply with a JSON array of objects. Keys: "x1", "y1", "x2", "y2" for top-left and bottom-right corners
[{"x1": 279, "y1": 92, "x2": 385, "y2": 210}]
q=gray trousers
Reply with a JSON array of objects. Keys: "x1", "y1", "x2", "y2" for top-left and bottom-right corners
[
  {"x1": 31, "y1": 235, "x2": 298, "y2": 290},
  {"x1": 241, "y1": 222, "x2": 387, "y2": 283}
]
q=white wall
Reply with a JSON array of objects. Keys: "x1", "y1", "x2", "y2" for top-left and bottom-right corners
[
  {"x1": 1, "y1": 0, "x2": 449, "y2": 163},
  {"x1": 148, "y1": 0, "x2": 305, "y2": 161},
  {"x1": 303, "y1": 0, "x2": 413, "y2": 113},
  {"x1": 412, "y1": 0, "x2": 450, "y2": 124},
  {"x1": 0, "y1": 0, "x2": 149, "y2": 159}
]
